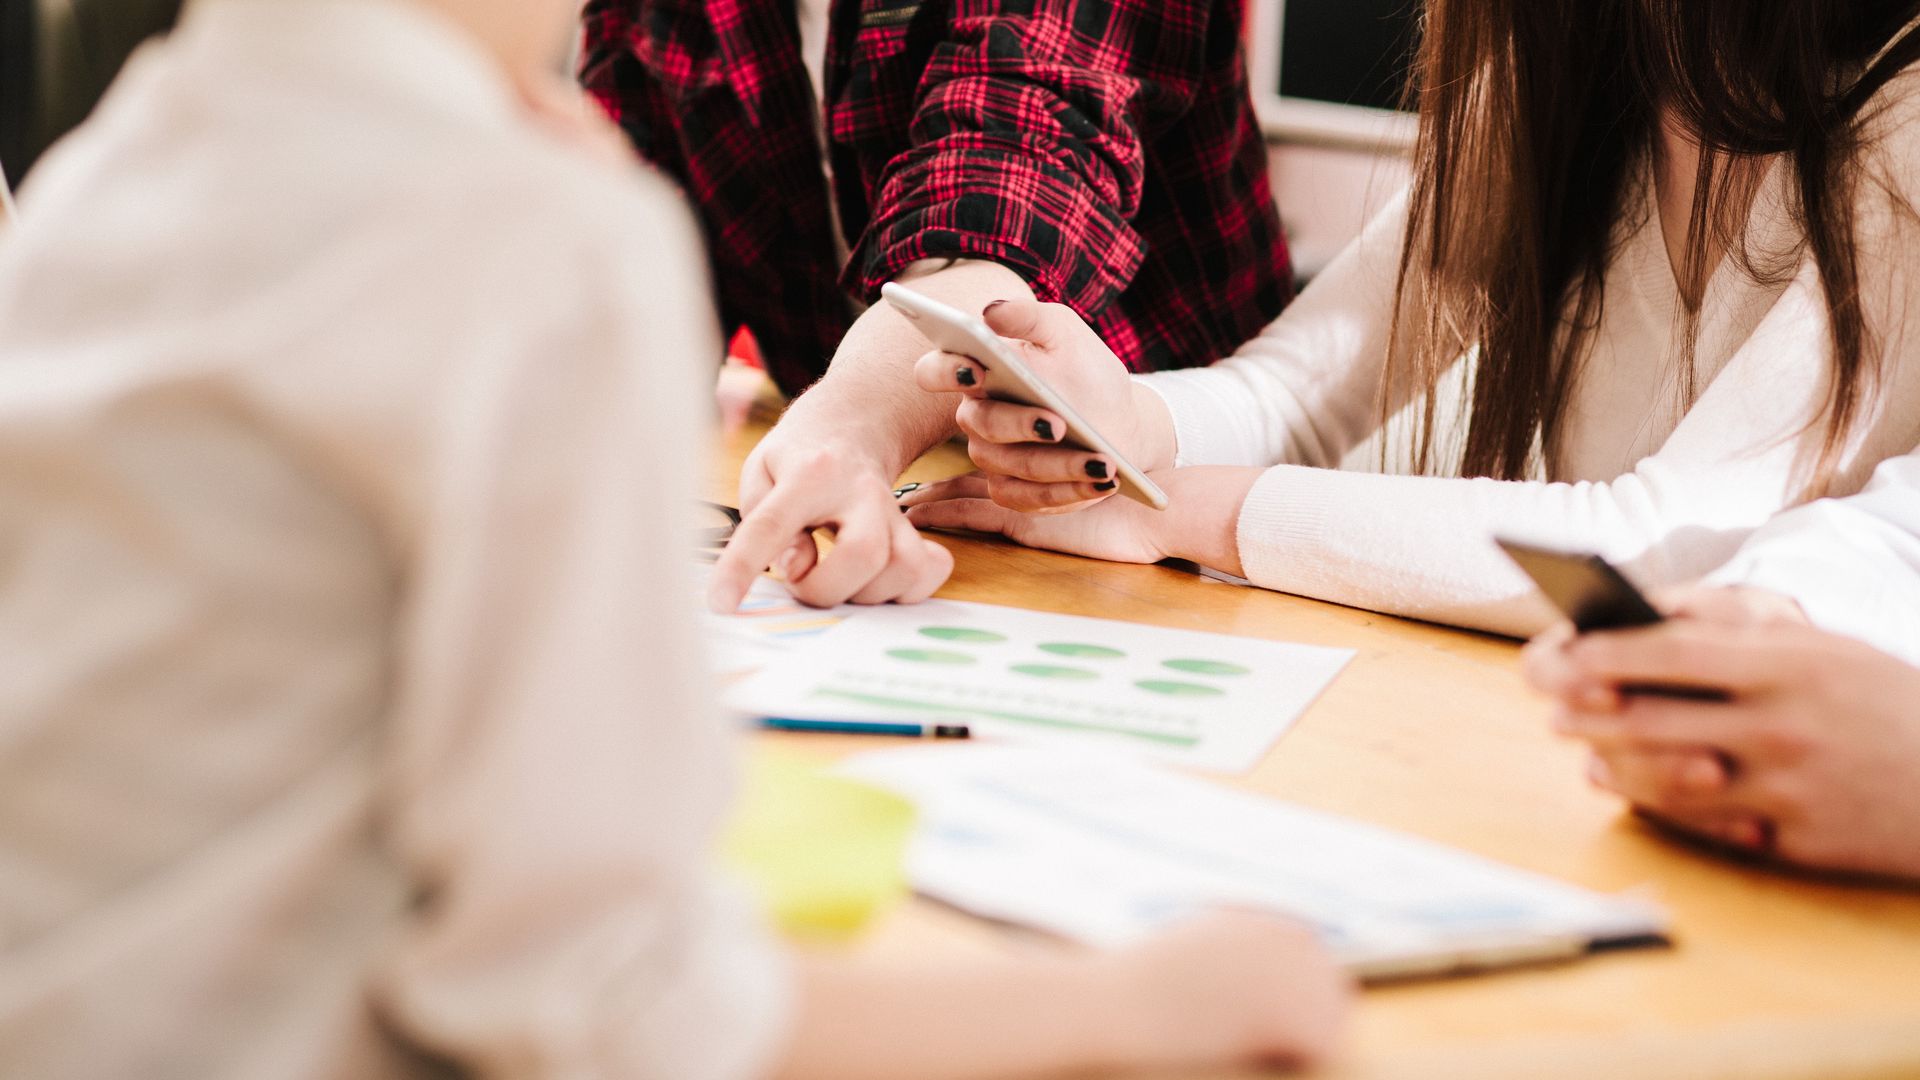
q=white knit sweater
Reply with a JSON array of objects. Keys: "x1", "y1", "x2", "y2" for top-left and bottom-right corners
[
  {"x1": 1138, "y1": 74, "x2": 1920, "y2": 637},
  {"x1": 1713, "y1": 449, "x2": 1920, "y2": 665}
]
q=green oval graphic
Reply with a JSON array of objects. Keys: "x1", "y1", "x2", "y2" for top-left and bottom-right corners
[
  {"x1": 1038, "y1": 642, "x2": 1126, "y2": 660},
  {"x1": 1162, "y1": 659, "x2": 1253, "y2": 677},
  {"x1": 918, "y1": 626, "x2": 1009, "y2": 644},
  {"x1": 1135, "y1": 679, "x2": 1226, "y2": 698},
  {"x1": 886, "y1": 648, "x2": 978, "y2": 665},
  {"x1": 1009, "y1": 664, "x2": 1100, "y2": 681}
]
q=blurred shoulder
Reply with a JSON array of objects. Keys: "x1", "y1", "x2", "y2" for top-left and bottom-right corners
[{"x1": 403, "y1": 119, "x2": 710, "y2": 315}]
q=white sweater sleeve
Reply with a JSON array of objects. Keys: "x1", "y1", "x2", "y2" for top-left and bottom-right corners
[
  {"x1": 1221, "y1": 250, "x2": 1846, "y2": 639},
  {"x1": 1710, "y1": 450, "x2": 1920, "y2": 666}
]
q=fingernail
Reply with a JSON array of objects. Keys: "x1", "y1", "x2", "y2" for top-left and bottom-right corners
[
  {"x1": 893, "y1": 482, "x2": 922, "y2": 498},
  {"x1": 983, "y1": 299, "x2": 1009, "y2": 315},
  {"x1": 955, "y1": 366, "x2": 976, "y2": 388},
  {"x1": 1034, "y1": 419, "x2": 1056, "y2": 441},
  {"x1": 1579, "y1": 686, "x2": 1618, "y2": 712},
  {"x1": 1094, "y1": 480, "x2": 1117, "y2": 492},
  {"x1": 1085, "y1": 459, "x2": 1110, "y2": 480}
]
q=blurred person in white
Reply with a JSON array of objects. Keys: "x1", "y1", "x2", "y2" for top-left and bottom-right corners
[
  {"x1": 1521, "y1": 449, "x2": 1920, "y2": 881},
  {"x1": 0, "y1": 0, "x2": 1352, "y2": 1077}
]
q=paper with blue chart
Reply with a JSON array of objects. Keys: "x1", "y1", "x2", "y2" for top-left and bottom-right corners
[
  {"x1": 723, "y1": 597, "x2": 1354, "y2": 772},
  {"x1": 840, "y1": 746, "x2": 1671, "y2": 980},
  {"x1": 700, "y1": 571, "x2": 856, "y2": 678}
]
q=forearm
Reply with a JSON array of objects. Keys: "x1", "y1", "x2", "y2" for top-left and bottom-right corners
[
  {"x1": 795, "y1": 260, "x2": 1033, "y2": 479},
  {"x1": 773, "y1": 950, "x2": 1145, "y2": 1080}
]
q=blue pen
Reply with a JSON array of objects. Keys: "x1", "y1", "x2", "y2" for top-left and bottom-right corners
[{"x1": 760, "y1": 717, "x2": 972, "y2": 739}]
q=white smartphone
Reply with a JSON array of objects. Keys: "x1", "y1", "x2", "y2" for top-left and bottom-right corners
[{"x1": 881, "y1": 282, "x2": 1169, "y2": 511}]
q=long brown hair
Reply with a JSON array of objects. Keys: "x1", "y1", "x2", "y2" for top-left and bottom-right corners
[{"x1": 1390, "y1": 0, "x2": 1920, "y2": 489}]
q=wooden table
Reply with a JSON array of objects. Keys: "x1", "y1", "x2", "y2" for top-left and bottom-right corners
[{"x1": 712, "y1": 417, "x2": 1920, "y2": 1080}]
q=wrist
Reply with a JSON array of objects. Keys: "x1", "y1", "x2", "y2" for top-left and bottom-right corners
[
  {"x1": 1076, "y1": 949, "x2": 1185, "y2": 1070},
  {"x1": 779, "y1": 377, "x2": 932, "y2": 480},
  {"x1": 1128, "y1": 380, "x2": 1180, "y2": 472},
  {"x1": 1152, "y1": 467, "x2": 1262, "y2": 579}
]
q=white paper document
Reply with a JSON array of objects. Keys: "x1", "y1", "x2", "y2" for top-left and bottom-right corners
[
  {"x1": 698, "y1": 570, "x2": 856, "y2": 678},
  {"x1": 725, "y1": 600, "x2": 1354, "y2": 772},
  {"x1": 840, "y1": 746, "x2": 1670, "y2": 980}
]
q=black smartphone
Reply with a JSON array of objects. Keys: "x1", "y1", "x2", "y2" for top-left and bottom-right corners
[
  {"x1": 1496, "y1": 537, "x2": 1724, "y2": 700},
  {"x1": 1495, "y1": 538, "x2": 1664, "y2": 632}
]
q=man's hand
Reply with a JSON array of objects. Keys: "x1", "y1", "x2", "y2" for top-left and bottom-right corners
[
  {"x1": 912, "y1": 299, "x2": 1177, "y2": 513},
  {"x1": 710, "y1": 437, "x2": 952, "y2": 611},
  {"x1": 709, "y1": 261, "x2": 1031, "y2": 612},
  {"x1": 1522, "y1": 586, "x2": 1920, "y2": 880}
]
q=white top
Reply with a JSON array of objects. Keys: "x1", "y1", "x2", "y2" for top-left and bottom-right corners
[
  {"x1": 1712, "y1": 449, "x2": 1920, "y2": 666},
  {"x1": 1139, "y1": 74, "x2": 1920, "y2": 638},
  {"x1": 798, "y1": 0, "x2": 831, "y2": 107},
  {"x1": 0, "y1": 3, "x2": 786, "y2": 1079},
  {"x1": 795, "y1": 0, "x2": 852, "y2": 268}
]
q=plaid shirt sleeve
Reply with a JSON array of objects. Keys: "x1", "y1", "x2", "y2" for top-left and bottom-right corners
[{"x1": 843, "y1": 1, "x2": 1215, "y2": 318}]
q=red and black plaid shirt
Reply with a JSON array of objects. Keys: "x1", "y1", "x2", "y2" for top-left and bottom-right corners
[{"x1": 581, "y1": 0, "x2": 1291, "y2": 397}]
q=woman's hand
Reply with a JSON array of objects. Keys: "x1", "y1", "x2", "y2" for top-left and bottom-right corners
[
  {"x1": 1523, "y1": 587, "x2": 1920, "y2": 881},
  {"x1": 911, "y1": 299, "x2": 1177, "y2": 513},
  {"x1": 903, "y1": 465, "x2": 1262, "y2": 576},
  {"x1": 777, "y1": 909, "x2": 1350, "y2": 1080},
  {"x1": 902, "y1": 473, "x2": 1173, "y2": 564},
  {"x1": 1111, "y1": 910, "x2": 1353, "y2": 1071}
]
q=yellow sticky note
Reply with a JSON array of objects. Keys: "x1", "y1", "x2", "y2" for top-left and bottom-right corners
[{"x1": 722, "y1": 746, "x2": 915, "y2": 942}]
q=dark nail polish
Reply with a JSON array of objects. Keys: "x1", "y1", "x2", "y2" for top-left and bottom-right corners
[
  {"x1": 1034, "y1": 419, "x2": 1056, "y2": 441},
  {"x1": 1084, "y1": 459, "x2": 1109, "y2": 480},
  {"x1": 1095, "y1": 481, "x2": 1117, "y2": 492},
  {"x1": 892, "y1": 482, "x2": 922, "y2": 498},
  {"x1": 955, "y1": 366, "x2": 976, "y2": 387}
]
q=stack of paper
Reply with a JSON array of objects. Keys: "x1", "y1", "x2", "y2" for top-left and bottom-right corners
[{"x1": 840, "y1": 746, "x2": 1670, "y2": 980}]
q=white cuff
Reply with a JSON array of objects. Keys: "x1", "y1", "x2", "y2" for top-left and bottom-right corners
[
  {"x1": 1232, "y1": 466, "x2": 1341, "y2": 598},
  {"x1": 1133, "y1": 370, "x2": 1259, "y2": 469},
  {"x1": 1708, "y1": 552, "x2": 1920, "y2": 667}
]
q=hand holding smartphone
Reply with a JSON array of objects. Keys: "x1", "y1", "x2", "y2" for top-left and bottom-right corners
[
  {"x1": 881, "y1": 282, "x2": 1168, "y2": 511},
  {"x1": 1495, "y1": 538, "x2": 1665, "y2": 633},
  {"x1": 1496, "y1": 537, "x2": 1726, "y2": 700}
]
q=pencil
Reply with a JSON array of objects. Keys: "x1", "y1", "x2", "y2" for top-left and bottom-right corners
[{"x1": 759, "y1": 717, "x2": 972, "y2": 739}]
